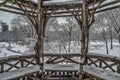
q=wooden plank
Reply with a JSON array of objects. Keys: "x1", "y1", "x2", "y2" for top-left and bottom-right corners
[
  {"x1": 44, "y1": 64, "x2": 80, "y2": 72},
  {"x1": 83, "y1": 65, "x2": 120, "y2": 80},
  {"x1": 0, "y1": 65, "x2": 39, "y2": 80}
]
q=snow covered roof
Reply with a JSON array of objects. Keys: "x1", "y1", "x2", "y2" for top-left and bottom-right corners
[
  {"x1": 0, "y1": 0, "x2": 120, "y2": 16},
  {"x1": 43, "y1": 0, "x2": 83, "y2": 6},
  {"x1": 26, "y1": 0, "x2": 83, "y2": 5}
]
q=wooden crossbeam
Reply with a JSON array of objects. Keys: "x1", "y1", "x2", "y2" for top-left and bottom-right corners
[
  {"x1": 4, "y1": 60, "x2": 21, "y2": 72},
  {"x1": 46, "y1": 57, "x2": 59, "y2": 63},
  {"x1": 24, "y1": 58, "x2": 36, "y2": 67},
  {"x1": 102, "y1": 61, "x2": 116, "y2": 72},
  {"x1": 88, "y1": 59, "x2": 99, "y2": 66},
  {"x1": 88, "y1": 58, "x2": 98, "y2": 67}
]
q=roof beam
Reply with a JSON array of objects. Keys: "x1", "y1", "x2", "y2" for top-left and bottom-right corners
[
  {"x1": 99, "y1": 0, "x2": 120, "y2": 9},
  {"x1": 96, "y1": 4, "x2": 120, "y2": 13},
  {"x1": 3, "y1": 4, "x2": 36, "y2": 14},
  {"x1": 0, "y1": 8, "x2": 24, "y2": 15}
]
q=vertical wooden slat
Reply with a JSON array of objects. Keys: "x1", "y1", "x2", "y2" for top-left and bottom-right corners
[
  {"x1": 117, "y1": 63, "x2": 120, "y2": 73},
  {"x1": 21, "y1": 59, "x2": 24, "y2": 68},
  {"x1": 99, "y1": 59, "x2": 102, "y2": 68},
  {"x1": 0, "y1": 63, "x2": 4, "y2": 73},
  {"x1": 79, "y1": 62, "x2": 83, "y2": 80}
]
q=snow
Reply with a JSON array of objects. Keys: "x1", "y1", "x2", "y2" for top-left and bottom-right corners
[
  {"x1": 0, "y1": 65, "x2": 39, "y2": 80},
  {"x1": 0, "y1": 40, "x2": 119, "y2": 58},
  {"x1": 84, "y1": 65, "x2": 120, "y2": 80},
  {"x1": 11, "y1": 45, "x2": 28, "y2": 53},
  {"x1": 44, "y1": 41, "x2": 120, "y2": 57},
  {"x1": 0, "y1": 42, "x2": 28, "y2": 57},
  {"x1": 89, "y1": 41, "x2": 120, "y2": 57},
  {"x1": 45, "y1": 64, "x2": 79, "y2": 71},
  {"x1": 43, "y1": 0, "x2": 82, "y2": 6},
  {"x1": 30, "y1": 0, "x2": 83, "y2": 5},
  {"x1": 0, "y1": 41, "x2": 119, "y2": 79}
]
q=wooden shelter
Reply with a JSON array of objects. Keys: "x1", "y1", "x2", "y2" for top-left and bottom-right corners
[{"x1": 0, "y1": 0, "x2": 120, "y2": 80}]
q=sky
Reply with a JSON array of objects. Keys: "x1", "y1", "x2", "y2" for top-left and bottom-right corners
[{"x1": 0, "y1": 11, "x2": 16, "y2": 28}]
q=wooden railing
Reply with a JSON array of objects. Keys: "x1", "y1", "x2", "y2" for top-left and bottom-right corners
[
  {"x1": 86, "y1": 53, "x2": 120, "y2": 73},
  {"x1": 0, "y1": 53, "x2": 120, "y2": 73},
  {"x1": 44, "y1": 53, "x2": 120, "y2": 73},
  {"x1": 0, "y1": 54, "x2": 36, "y2": 73}
]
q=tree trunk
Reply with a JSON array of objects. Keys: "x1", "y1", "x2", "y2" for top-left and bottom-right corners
[
  {"x1": 68, "y1": 29, "x2": 72, "y2": 53},
  {"x1": 119, "y1": 35, "x2": 120, "y2": 44},
  {"x1": 102, "y1": 29, "x2": 109, "y2": 54},
  {"x1": 109, "y1": 29, "x2": 113, "y2": 49}
]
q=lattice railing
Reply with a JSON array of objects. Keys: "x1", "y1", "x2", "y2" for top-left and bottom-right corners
[
  {"x1": 86, "y1": 53, "x2": 120, "y2": 73},
  {"x1": 44, "y1": 53, "x2": 120, "y2": 73},
  {"x1": 0, "y1": 53, "x2": 120, "y2": 73},
  {"x1": 0, "y1": 54, "x2": 36, "y2": 73}
]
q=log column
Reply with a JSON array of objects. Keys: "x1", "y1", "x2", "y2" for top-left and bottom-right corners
[
  {"x1": 36, "y1": 0, "x2": 44, "y2": 65},
  {"x1": 81, "y1": 0, "x2": 89, "y2": 64},
  {"x1": 37, "y1": 0, "x2": 44, "y2": 80}
]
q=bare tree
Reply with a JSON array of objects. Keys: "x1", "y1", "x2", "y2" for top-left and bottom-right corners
[
  {"x1": 95, "y1": 14, "x2": 109, "y2": 54},
  {"x1": 11, "y1": 16, "x2": 35, "y2": 38}
]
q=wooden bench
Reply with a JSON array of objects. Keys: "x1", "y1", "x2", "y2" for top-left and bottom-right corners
[
  {"x1": 0, "y1": 65, "x2": 40, "y2": 80},
  {"x1": 83, "y1": 65, "x2": 120, "y2": 80},
  {"x1": 44, "y1": 64, "x2": 81, "y2": 79},
  {"x1": 44, "y1": 64, "x2": 80, "y2": 72}
]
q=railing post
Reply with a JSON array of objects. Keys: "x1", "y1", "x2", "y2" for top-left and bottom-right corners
[
  {"x1": 0, "y1": 63, "x2": 4, "y2": 73},
  {"x1": 79, "y1": 62, "x2": 83, "y2": 80},
  {"x1": 40, "y1": 62, "x2": 44, "y2": 80},
  {"x1": 99, "y1": 59, "x2": 102, "y2": 68},
  {"x1": 117, "y1": 63, "x2": 120, "y2": 73},
  {"x1": 21, "y1": 59, "x2": 24, "y2": 68}
]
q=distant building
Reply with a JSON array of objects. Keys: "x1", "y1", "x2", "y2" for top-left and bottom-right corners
[{"x1": 0, "y1": 22, "x2": 9, "y2": 32}]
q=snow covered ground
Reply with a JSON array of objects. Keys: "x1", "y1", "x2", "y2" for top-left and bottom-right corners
[
  {"x1": 0, "y1": 42, "x2": 28, "y2": 57},
  {"x1": 0, "y1": 41, "x2": 120, "y2": 58},
  {"x1": 44, "y1": 41, "x2": 120, "y2": 57},
  {"x1": 89, "y1": 41, "x2": 120, "y2": 57}
]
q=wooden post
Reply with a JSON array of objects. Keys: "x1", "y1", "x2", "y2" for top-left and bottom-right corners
[
  {"x1": 37, "y1": 0, "x2": 44, "y2": 80},
  {"x1": 99, "y1": 60, "x2": 102, "y2": 68},
  {"x1": 117, "y1": 63, "x2": 120, "y2": 73},
  {"x1": 81, "y1": 0, "x2": 89, "y2": 64},
  {"x1": 37, "y1": 0, "x2": 44, "y2": 64},
  {"x1": 21, "y1": 59, "x2": 24, "y2": 68},
  {"x1": 79, "y1": 62, "x2": 83, "y2": 80},
  {"x1": 0, "y1": 63, "x2": 4, "y2": 73}
]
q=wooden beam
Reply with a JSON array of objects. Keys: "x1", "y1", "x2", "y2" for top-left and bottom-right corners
[
  {"x1": 4, "y1": 4, "x2": 36, "y2": 14},
  {"x1": 0, "y1": 8, "x2": 24, "y2": 15},
  {"x1": 96, "y1": 4, "x2": 120, "y2": 13}
]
